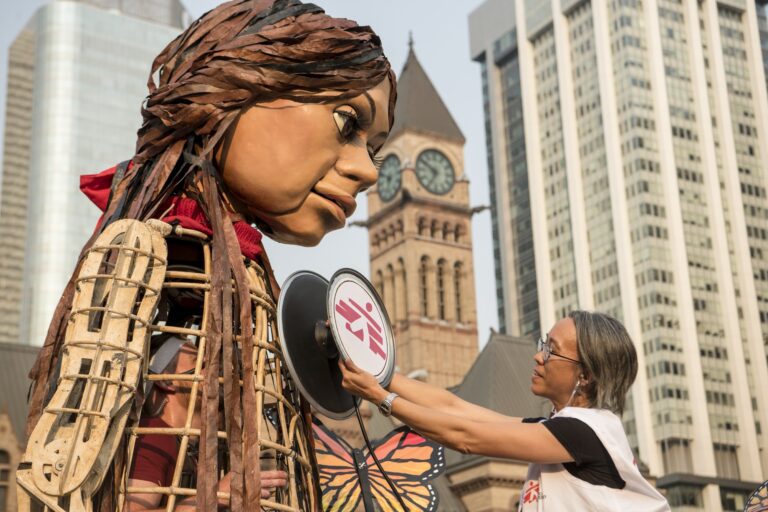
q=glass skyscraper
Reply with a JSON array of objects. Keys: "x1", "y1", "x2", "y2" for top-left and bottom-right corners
[
  {"x1": 470, "y1": 0, "x2": 768, "y2": 509},
  {"x1": 0, "y1": 0, "x2": 188, "y2": 346}
]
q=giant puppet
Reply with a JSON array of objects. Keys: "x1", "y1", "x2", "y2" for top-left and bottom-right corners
[{"x1": 16, "y1": 1, "x2": 396, "y2": 510}]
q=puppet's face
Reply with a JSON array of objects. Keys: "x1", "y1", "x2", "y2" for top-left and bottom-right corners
[{"x1": 218, "y1": 78, "x2": 392, "y2": 246}]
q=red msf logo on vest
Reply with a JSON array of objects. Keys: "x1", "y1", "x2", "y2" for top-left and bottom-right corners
[{"x1": 522, "y1": 480, "x2": 540, "y2": 504}]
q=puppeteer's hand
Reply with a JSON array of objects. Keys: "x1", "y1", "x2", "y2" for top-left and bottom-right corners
[
  {"x1": 339, "y1": 359, "x2": 388, "y2": 404},
  {"x1": 260, "y1": 470, "x2": 288, "y2": 499},
  {"x1": 215, "y1": 470, "x2": 287, "y2": 507}
]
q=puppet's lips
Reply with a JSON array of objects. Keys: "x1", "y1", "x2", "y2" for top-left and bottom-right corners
[{"x1": 312, "y1": 188, "x2": 356, "y2": 218}]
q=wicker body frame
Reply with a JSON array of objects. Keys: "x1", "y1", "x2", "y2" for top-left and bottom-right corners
[{"x1": 17, "y1": 219, "x2": 316, "y2": 512}]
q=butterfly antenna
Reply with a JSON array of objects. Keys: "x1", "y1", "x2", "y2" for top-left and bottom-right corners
[{"x1": 355, "y1": 402, "x2": 409, "y2": 511}]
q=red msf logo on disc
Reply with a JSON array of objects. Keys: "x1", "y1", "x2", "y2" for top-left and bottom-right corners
[{"x1": 328, "y1": 272, "x2": 394, "y2": 381}]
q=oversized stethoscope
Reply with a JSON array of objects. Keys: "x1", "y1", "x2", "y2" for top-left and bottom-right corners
[{"x1": 277, "y1": 269, "x2": 406, "y2": 511}]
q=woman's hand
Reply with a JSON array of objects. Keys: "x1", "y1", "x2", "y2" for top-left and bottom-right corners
[
  {"x1": 338, "y1": 359, "x2": 388, "y2": 404},
  {"x1": 260, "y1": 470, "x2": 288, "y2": 499}
]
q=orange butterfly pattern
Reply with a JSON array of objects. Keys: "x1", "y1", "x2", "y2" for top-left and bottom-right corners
[
  {"x1": 746, "y1": 480, "x2": 768, "y2": 512},
  {"x1": 312, "y1": 417, "x2": 446, "y2": 512}
]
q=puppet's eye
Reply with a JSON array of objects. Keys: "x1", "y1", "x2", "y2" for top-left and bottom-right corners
[{"x1": 333, "y1": 107, "x2": 359, "y2": 140}]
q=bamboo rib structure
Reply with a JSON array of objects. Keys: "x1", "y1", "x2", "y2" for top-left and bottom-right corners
[{"x1": 17, "y1": 220, "x2": 316, "y2": 511}]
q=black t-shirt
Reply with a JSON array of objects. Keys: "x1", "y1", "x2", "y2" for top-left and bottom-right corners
[{"x1": 522, "y1": 416, "x2": 625, "y2": 489}]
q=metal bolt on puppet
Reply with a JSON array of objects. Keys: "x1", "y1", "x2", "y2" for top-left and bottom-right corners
[{"x1": 9, "y1": 0, "x2": 454, "y2": 510}]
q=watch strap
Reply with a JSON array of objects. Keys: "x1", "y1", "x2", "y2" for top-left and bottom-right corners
[{"x1": 378, "y1": 392, "x2": 399, "y2": 417}]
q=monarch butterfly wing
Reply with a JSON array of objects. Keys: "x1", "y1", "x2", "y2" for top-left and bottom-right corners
[
  {"x1": 369, "y1": 473, "x2": 438, "y2": 512},
  {"x1": 312, "y1": 418, "x2": 362, "y2": 512},
  {"x1": 364, "y1": 427, "x2": 446, "y2": 512},
  {"x1": 745, "y1": 479, "x2": 768, "y2": 512},
  {"x1": 323, "y1": 475, "x2": 363, "y2": 512}
]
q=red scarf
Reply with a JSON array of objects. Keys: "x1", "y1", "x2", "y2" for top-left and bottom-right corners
[{"x1": 80, "y1": 163, "x2": 264, "y2": 260}]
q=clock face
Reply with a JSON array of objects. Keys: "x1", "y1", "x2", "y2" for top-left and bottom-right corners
[
  {"x1": 415, "y1": 149, "x2": 454, "y2": 195},
  {"x1": 377, "y1": 154, "x2": 401, "y2": 201}
]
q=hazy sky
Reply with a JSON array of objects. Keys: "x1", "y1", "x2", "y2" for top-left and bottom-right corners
[{"x1": 0, "y1": 0, "x2": 498, "y2": 348}]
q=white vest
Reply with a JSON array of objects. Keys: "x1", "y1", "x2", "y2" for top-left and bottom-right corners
[{"x1": 519, "y1": 407, "x2": 670, "y2": 512}]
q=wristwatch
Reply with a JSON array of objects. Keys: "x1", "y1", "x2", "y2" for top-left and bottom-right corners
[{"x1": 378, "y1": 392, "x2": 399, "y2": 417}]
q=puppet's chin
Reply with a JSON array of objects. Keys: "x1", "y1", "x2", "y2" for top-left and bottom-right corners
[
  {"x1": 259, "y1": 219, "x2": 340, "y2": 247},
  {"x1": 255, "y1": 205, "x2": 343, "y2": 247}
]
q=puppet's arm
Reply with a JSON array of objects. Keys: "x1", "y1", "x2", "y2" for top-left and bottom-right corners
[{"x1": 17, "y1": 219, "x2": 168, "y2": 512}]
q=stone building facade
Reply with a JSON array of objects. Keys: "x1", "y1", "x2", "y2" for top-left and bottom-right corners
[
  {"x1": 364, "y1": 44, "x2": 543, "y2": 511},
  {"x1": 367, "y1": 43, "x2": 479, "y2": 389}
]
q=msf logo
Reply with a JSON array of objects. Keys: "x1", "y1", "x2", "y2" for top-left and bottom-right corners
[
  {"x1": 334, "y1": 297, "x2": 386, "y2": 360},
  {"x1": 522, "y1": 481, "x2": 541, "y2": 505}
]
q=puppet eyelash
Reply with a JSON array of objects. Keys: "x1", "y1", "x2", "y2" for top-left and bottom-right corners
[
  {"x1": 334, "y1": 108, "x2": 381, "y2": 169},
  {"x1": 333, "y1": 109, "x2": 360, "y2": 141}
]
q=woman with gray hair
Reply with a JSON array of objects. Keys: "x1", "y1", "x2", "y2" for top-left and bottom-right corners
[{"x1": 339, "y1": 310, "x2": 671, "y2": 511}]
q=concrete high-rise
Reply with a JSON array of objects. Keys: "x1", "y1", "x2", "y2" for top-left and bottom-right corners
[
  {"x1": 0, "y1": 27, "x2": 36, "y2": 346},
  {"x1": 469, "y1": 0, "x2": 539, "y2": 338},
  {"x1": 0, "y1": 0, "x2": 188, "y2": 346},
  {"x1": 470, "y1": 0, "x2": 768, "y2": 510}
]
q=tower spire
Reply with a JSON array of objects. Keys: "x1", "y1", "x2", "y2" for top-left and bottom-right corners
[{"x1": 390, "y1": 37, "x2": 465, "y2": 144}]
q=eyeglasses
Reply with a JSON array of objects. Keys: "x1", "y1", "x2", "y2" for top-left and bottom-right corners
[{"x1": 537, "y1": 335, "x2": 581, "y2": 365}]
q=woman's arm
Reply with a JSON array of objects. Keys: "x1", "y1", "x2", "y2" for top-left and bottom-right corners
[
  {"x1": 388, "y1": 394, "x2": 572, "y2": 463},
  {"x1": 340, "y1": 360, "x2": 570, "y2": 463},
  {"x1": 387, "y1": 373, "x2": 520, "y2": 423}
]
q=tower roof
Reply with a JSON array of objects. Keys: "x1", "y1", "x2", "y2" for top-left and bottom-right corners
[
  {"x1": 0, "y1": 342, "x2": 39, "y2": 442},
  {"x1": 390, "y1": 39, "x2": 465, "y2": 144}
]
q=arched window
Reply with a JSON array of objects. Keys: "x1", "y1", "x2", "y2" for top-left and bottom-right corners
[
  {"x1": 375, "y1": 270, "x2": 384, "y2": 303},
  {"x1": 398, "y1": 258, "x2": 407, "y2": 319},
  {"x1": 442, "y1": 222, "x2": 451, "y2": 241},
  {"x1": 437, "y1": 259, "x2": 447, "y2": 320},
  {"x1": 0, "y1": 449, "x2": 9, "y2": 511},
  {"x1": 418, "y1": 217, "x2": 427, "y2": 236},
  {"x1": 419, "y1": 256, "x2": 429, "y2": 317},
  {"x1": 430, "y1": 220, "x2": 439, "y2": 238},
  {"x1": 387, "y1": 263, "x2": 396, "y2": 317},
  {"x1": 454, "y1": 224, "x2": 463, "y2": 243},
  {"x1": 454, "y1": 262, "x2": 463, "y2": 323}
]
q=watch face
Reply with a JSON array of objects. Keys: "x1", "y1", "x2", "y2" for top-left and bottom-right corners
[
  {"x1": 377, "y1": 154, "x2": 401, "y2": 201},
  {"x1": 415, "y1": 149, "x2": 455, "y2": 195}
]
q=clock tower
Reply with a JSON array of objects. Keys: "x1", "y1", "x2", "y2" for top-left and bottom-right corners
[{"x1": 367, "y1": 42, "x2": 478, "y2": 388}]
